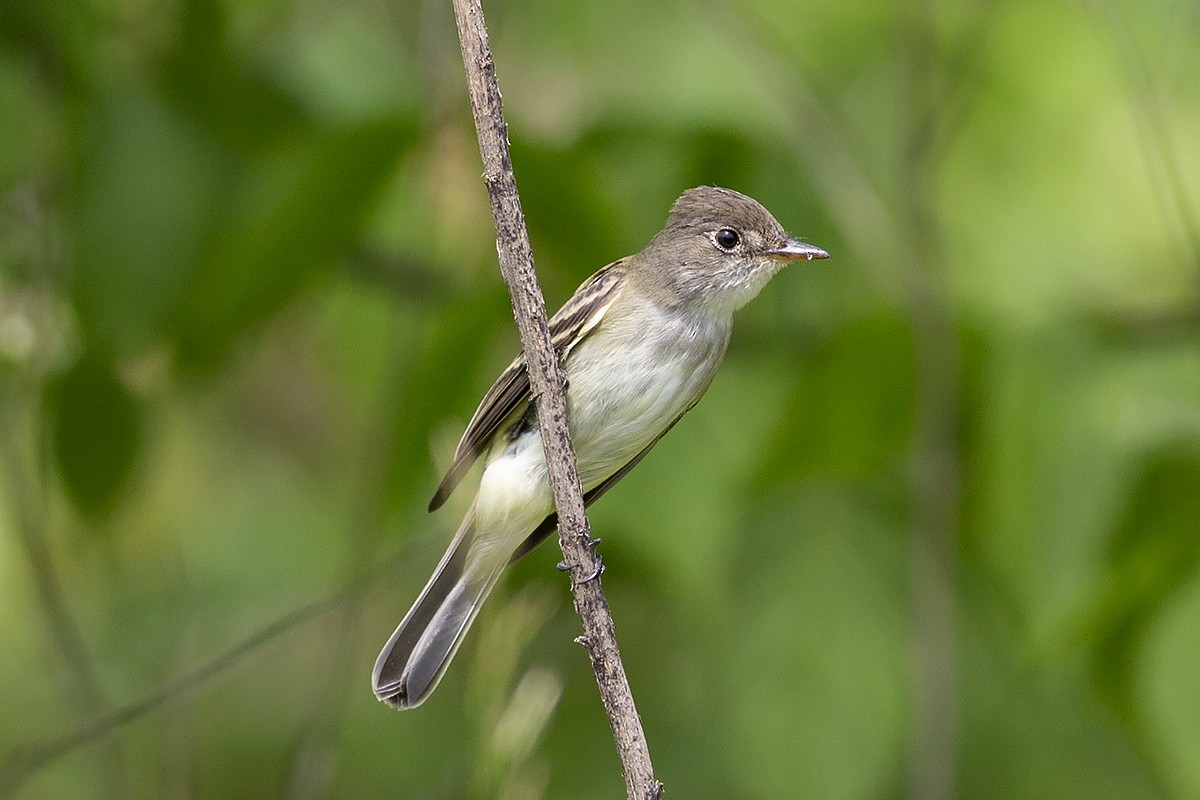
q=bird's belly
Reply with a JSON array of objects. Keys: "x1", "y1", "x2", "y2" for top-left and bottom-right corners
[
  {"x1": 474, "y1": 315, "x2": 726, "y2": 540},
  {"x1": 564, "y1": 337, "x2": 716, "y2": 490}
]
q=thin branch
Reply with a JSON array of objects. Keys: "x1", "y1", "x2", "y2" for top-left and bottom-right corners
[
  {"x1": 2, "y1": 388, "x2": 112, "y2": 723},
  {"x1": 896, "y1": 2, "x2": 963, "y2": 797},
  {"x1": 0, "y1": 193, "x2": 130, "y2": 799},
  {"x1": 448, "y1": 2, "x2": 661, "y2": 799},
  {"x1": 0, "y1": 581, "x2": 350, "y2": 799}
]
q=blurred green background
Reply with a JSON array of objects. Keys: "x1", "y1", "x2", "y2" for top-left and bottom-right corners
[{"x1": 2, "y1": 0, "x2": 1199, "y2": 797}]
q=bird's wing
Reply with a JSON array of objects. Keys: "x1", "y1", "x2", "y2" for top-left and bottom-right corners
[{"x1": 428, "y1": 261, "x2": 628, "y2": 511}]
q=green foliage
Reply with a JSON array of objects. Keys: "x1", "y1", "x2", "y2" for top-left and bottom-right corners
[
  {"x1": 1092, "y1": 446, "x2": 1200, "y2": 721},
  {"x1": 2, "y1": 0, "x2": 1199, "y2": 798},
  {"x1": 760, "y1": 311, "x2": 917, "y2": 480},
  {"x1": 47, "y1": 354, "x2": 143, "y2": 521}
]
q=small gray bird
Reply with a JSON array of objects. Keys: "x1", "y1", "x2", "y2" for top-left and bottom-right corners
[{"x1": 373, "y1": 186, "x2": 828, "y2": 708}]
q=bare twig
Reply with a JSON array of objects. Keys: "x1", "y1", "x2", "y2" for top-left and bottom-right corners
[
  {"x1": 1, "y1": 193, "x2": 130, "y2": 799},
  {"x1": 448, "y1": 2, "x2": 661, "y2": 798},
  {"x1": 0, "y1": 581, "x2": 350, "y2": 799},
  {"x1": 3, "y1": 539, "x2": 439, "y2": 799},
  {"x1": 896, "y1": 3, "x2": 963, "y2": 798}
]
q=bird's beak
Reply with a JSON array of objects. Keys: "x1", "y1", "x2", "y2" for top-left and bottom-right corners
[{"x1": 765, "y1": 239, "x2": 830, "y2": 262}]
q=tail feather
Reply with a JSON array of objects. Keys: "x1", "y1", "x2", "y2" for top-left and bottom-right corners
[{"x1": 372, "y1": 519, "x2": 505, "y2": 709}]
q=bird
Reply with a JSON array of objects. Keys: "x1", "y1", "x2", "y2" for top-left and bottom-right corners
[{"x1": 372, "y1": 186, "x2": 829, "y2": 708}]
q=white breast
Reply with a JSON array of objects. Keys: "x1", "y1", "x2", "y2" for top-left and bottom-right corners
[
  {"x1": 563, "y1": 299, "x2": 730, "y2": 488},
  {"x1": 473, "y1": 296, "x2": 731, "y2": 541}
]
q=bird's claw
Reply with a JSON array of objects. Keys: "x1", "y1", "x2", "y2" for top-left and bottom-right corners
[
  {"x1": 556, "y1": 535, "x2": 603, "y2": 584},
  {"x1": 574, "y1": 555, "x2": 605, "y2": 586}
]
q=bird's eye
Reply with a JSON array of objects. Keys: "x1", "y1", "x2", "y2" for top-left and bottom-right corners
[{"x1": 715, "y1": 228, "x2": 740, "y2": 250}]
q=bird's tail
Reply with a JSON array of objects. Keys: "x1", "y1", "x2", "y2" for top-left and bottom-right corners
[{"x1": 372, "y1": 516, "x2": 505, "y2": 709}]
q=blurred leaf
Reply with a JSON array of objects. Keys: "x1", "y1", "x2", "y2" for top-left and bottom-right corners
[
  {"x1": 67, "y1": 0, "x2": 415, "y2": 367},
  {"x1": 47, "y1": 354, "x2": 143, "y2": 522},
  {"x1": 159, "y1": 0, "x2": 307, "y2": 154},
  {"x1": 1140, "y1": 565, "x2": 1200, "y2": 799},
  {"x1": 1090, "y1": 445, "x2": 1200, "y2": 719},
  {"x1": 383, "y1": 286, "x2": 515, "y2": 513},
  {"x1": 757, "y1": 311, "x2": 916, "y2": 482},
  {"x1": 677, "y1": 127, "x2": 767, "y2": 190},
  {"x1": 69, "y1": 84, "x2": 414, "y2": 368},
  {"x1": 509, "y1": 135, "x2": 629, "y2": 280},
  {"x1": 170, "y1": 117, "x2": 415, "y2": 368},
  {"x1": 0, "y1": 0, "x2": 98, "y2": 98},
  {"x1": 69, "y1": 85, "x2": 231, "y2": 357},
  {"x1": 724, "y1": 486, "x2": 908, "y2": 800}
]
